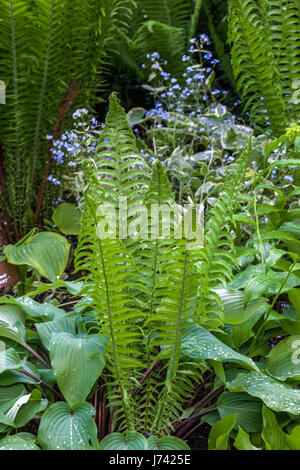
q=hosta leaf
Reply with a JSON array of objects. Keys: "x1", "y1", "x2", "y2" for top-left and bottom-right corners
[
  {"x1": 215, "y1": 288, "x2": 266, "y2": 325},
  {"x1": 53, "y1": 203, "x2": 81, "y2": 235},
  {"x1": 0, "y1": 360, "x2": 41, "y2": 386},
  {"x1": 0, "y1": 321, "x2": 26, "y2": 345},
  {"x1": 232, "y1": 305, "x2": 267, "y2": 348},
  {"x1": 262, "y1": 406, "x2": 290, "y2": 450},
  {"x1": 244, "y1": 274, "x2": 281, "y2": 305},
  {"x1": 99, "y1": 431, "x2": 148, "y2": 450},
  {"x1": 181, "y1": 325, "x2": 259, "y2": 372},
  {"x1": 4, "y1": 232, "x2": 70, "y2": 282},
  {"x1": 0, "y1": 434, "x2": 40, "y2": 450},
  {"x1": 0, "y1": 384, "x2": 25, "y2": 413},
  {"x1": 8, "y1": 390, "x2": 47, "y2": 429},
  {"x1": 289, "y1": 289, "x2": 300, "y2": 317},
  {"x1": 217, "y1": 392, "x2": 262, "y2": 432},
  {"x1": 127, "y1": 107, "x2": 145, "y2": 126},
  {"x1": 38, "y1": 402, "x2": 98, "y2": 450},
  {"x1": 228, "y1": 371, "x2": 300, "y2": 414},
  {"x1": 50, "y1": 333, "x2": 106, "y2": 406},
  {"x1": 266, "y1": 335, "x2": 300, "y2": 381},
  {"x1": 0, "y1": 296, "x2": 67, "y2": 321},
  {"x1": 234, "y1": 427, "x2": 259, "y2": 450},
  {"x1": 0, "y1": 411, "x2": 15, "y2": 430},
  {"x1": 147, "y1": 436, "x2": 190, "y2": 450},
  {"x1": 36, "y1": 316, "x2": 76, "y2": 350},
  {"x1": 208, "y1": 414, "x2": 237, "y2": 450},
  {"x1": 0, "y1": 349, "x2": 25, "y2": 374},
  {"x1": 0, "y1": 304, "x2": 25, "y2": 325}
]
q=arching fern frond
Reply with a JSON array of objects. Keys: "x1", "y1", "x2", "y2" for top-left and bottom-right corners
[
  {"x1": 228, "y1": 0, "x2": 300, "y2": 135},
  {"x1": 0, "y1": 0, "x2": 137, "y2": 235},
  {"x1": 75, "y1": 94, "x2": 251, "y2": 437}
]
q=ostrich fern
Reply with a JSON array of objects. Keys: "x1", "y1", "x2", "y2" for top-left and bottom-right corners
[
  {"x1": 74, "y1": 94, "x2": 251, "y2": 436},
  {"x1": 0, "y1": 0, "x2": 135, "y2": 236},
  {"x1": 228, "y1": 0, "x2": 300, "y2": 135}
]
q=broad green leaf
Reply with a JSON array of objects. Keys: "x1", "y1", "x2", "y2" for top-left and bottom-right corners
[
  {"x1": 147, "y1": 436, "x2": 190, "y2": 450},
  {"x1": 281, "y1": 222, "x2": 300, "y2": 238},
  {"x1": 244, "y1": 274, "x2": 281, "y2": 305},
  {"x1": 234, "y1": 427, "x2": 259, "y2": 450},
  {"x1": 0, "y1": 304, "x2": 25, "y2": 324},
  {"x1": 289, "y1": 289, "x2": 300, "y2": 317},
  {"x1": 50, "y1": 333, "x2": 106, "y2": 406},
  {"x1": 53, "y1": 203, "x2": 81, "y2": 235},
  {"x1": 232, "y1": 305, "x2": 267, "y2": 348},
  {"x1": 7, "y1": 389, "x2": 47, "y2": 429},
  {"x1": 286, "y1": 425, "x2": 300, "y2": 450},
  {"x1": 0, "y1": 321, "x2": 26, "y2": 345},
  {"x1": 0, "y1": 349, "x2": 25, "y2": 374},
  {"x1": 0, "y1": 410, "x2": 15, "y2": 430},
  {"x1": 208, "y1": 414, "x2": 237, "y2": 450},
  {"x1": 215, "y1": 289, "x2": 266, "y2": 325},
  {"x1": 36, "y1": 316, "x2": 76, "y2": 349},
  {"x1": 217, "y1": 392, "x2": 262, "y2": 432},
  {"x1": 181, "y1": 325, "x2": 259, "y2": 372},
  {"x1": 266, "y1": 335, "x2": 300, "y2": 381},
  {"x1": 27, "y1": 280, "x2": 84, "y2": 297},
  {"x1": 0, "y1": 360, "x2": 40, "y2": 386},
  {"x1": 4, "y1": 232, "x2": 70, "y2": 282},
  {"x1": 38, "y1": 402, "x2": 98, "y2": 450},
  {"x1": 127, "y1": 107, "x2": 145, "y2": 126},
  {"x1": 0, "y1": 296, "x2": 67, "y2": 321},
  {"x1": 228, "y1": 371, "x2": 300, "y2": 415},
  {"x1": 0, "y1": 383, "x2": 25, "y2": 432},
  {"x1": 228, "y1": 264, "x2": 266, "y2": 289},
  {"x1": 0, "y1": 384, "x2": 25, "y2": 413},
  {"x1": 100, "y1": 431, "x2": 148, "y2": 450},
  {"x1": 262, "y1": 406, "x2": 290, "y2": 450},
  {"x1": 0, "y1": 434, "x2": 40, "y2": 450}
]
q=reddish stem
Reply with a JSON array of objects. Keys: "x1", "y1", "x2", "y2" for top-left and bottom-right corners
[
  {"x1": 131, "y1": 360, "x2": 160, "y2": 398},
  {"x1": 34, "y1": 81, "x2": 78, "y2": 223}
]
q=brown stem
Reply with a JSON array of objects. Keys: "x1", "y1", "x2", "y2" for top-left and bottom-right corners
[
  {"x1": 100, "y1": 391, "x2": 107, "y2": 441},
  {"x1": 173, "y1": 386, "x2": 223, "y2": 436},
  {"x1": 20, "y1": 369, "x2": 63, "y2": 401},
  {"x1": 192, "y1": 386, "x2": 223, "y2": 411},
  {"x1": 179, "y1": 404, "x2": 217, "y2": 440},
  {"x1": 34, "y1": 81, "x2": 78, "y2": 223},
  {"x1": 187, "y1": 372, "x2": 214, "y2": 408},
  {"x1": 108, "y1": 406, "x2": 115, "y2": 434},
  {"x1": 131, "y1": 360, "x2": 160, "y2": 398},
  {"x1": 0, "y1": 142, "x2": 14, "y2": 242},
  {"x1": 23, "y1": 343, "x2": 51, "y2": 369}
]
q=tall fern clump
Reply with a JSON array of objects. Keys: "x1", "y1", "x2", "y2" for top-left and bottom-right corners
[
  {"x1": 0, "y1": 0, "x2": 135, "y2": 237},
  {"x1": 228, "y1": 0, "x2": 300, "y2": 135},
  {"x1": 74, "y1": 94, "x2": 251, "y2": 436}
]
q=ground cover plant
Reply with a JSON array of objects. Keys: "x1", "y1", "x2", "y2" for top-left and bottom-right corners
[{"x1": 0, "y1": 0, "x2": 299, "y2": 452}]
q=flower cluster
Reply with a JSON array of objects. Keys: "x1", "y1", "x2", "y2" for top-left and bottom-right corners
[
  {"x1": 45, "y1": 108, "x2": 100, "y2": 188},
  {"x1": 137, "y1": 37, "x2": 239, "y2": 167}
]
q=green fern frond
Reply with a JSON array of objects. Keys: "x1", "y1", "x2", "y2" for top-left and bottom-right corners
[
  {"x1": 228, "y1": 0, "x2": 300, "y2": 135},
  {"x1": 139, "y1": 0, "x2": 191, "y2": 30},
  {"x1": 0, "y1": 0, "x2": 137, "y2": 234},
  {"x1": 75, "y1": 95, "x2": 251, "y2": 437}
]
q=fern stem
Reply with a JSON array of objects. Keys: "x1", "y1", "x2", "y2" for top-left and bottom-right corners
[{"x1": 151, "y1": 243, "x2": 189, "y2": 435}]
